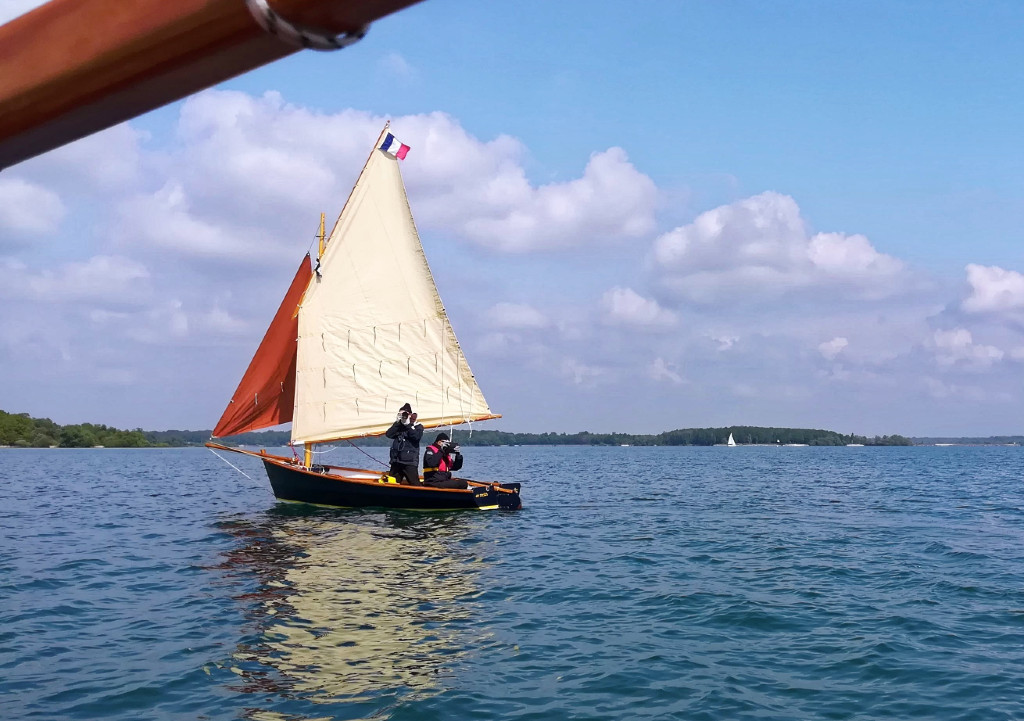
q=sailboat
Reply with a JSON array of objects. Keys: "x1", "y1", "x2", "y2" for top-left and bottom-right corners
[
  {"x1": 206, "y1": 126, "x2": 522, "y2": 511},
  {"x1": 727, "y1": 432, "x2": 737, "y2": 447}
]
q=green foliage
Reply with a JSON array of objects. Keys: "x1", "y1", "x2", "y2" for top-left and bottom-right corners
[
  {"x1": 0, "y1": 409, "x2": 916, "y2": 449},
  {"x1": 0, "y1": 411, "x2": 60, "y2": 447},
  {"x1": 0, "y1": 410, "x2": 149, "y2": 448},
  {"x1": 865, "y1": 434, "x2": 914, "y2": 446},
  {"x1": 402, "y1": 426, "x2": 914, "y2": 447},
  {"x1": 57, "y1": 423, "x2": 149, "y2": 448}
]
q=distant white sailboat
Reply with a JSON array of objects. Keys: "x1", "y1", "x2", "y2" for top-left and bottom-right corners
[{"x1": 727, "y1": 433, "x2": 737, "y2": 447}]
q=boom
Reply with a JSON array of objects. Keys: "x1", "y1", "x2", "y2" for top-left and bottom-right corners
[{"x1": 0, "y1": 0, "x2": 422, "y2": 169}]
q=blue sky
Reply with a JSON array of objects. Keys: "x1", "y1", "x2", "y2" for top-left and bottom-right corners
[{"x1": 2, "y1": 0, "x2": 1023, "y2": 436}]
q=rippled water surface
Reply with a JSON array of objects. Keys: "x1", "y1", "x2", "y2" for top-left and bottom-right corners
[{"x1": 3, "y1": 445, "x2": 1024, "y2": 720}]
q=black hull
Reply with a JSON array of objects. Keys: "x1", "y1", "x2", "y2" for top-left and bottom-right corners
[{"x1": 262, "y1": 458, "x2": 522, "y2": 511}]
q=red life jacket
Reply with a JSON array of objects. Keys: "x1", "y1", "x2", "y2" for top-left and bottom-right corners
[{"x1": 425, "y1": 444, "x2": 449, "y2": 473}]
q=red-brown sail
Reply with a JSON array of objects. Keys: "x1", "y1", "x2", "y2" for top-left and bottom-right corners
[{"x1": 212, "y1": 254, "x2": 313, "y2": 438}]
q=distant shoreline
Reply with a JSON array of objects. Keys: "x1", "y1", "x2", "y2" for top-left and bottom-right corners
[
  {"x1": 5, "y1": 409, "x2": 1021, "y2": 449},
  {"x1": 2, "y1": 441, "x2": 1021, "y2": 450},
  {"x1": 1, "y1": 412, "x2": 913, "y2": 448}
]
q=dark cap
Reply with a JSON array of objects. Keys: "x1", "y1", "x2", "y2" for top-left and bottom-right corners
[
  {"x1": 399, "y1": 403, "x2": 412, "y2": 413},
  {"x1": 434, "y1": 432, "x2": 450, "y2": 443}
]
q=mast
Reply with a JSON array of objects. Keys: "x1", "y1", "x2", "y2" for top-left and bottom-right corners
[{"x1": 304, "y1": 213, "x2": 327, "y2": 468}]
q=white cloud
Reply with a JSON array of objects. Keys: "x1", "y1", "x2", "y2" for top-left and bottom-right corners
[
  {"x1": 18, "y1": 123, "x2": 146, "y2": 191},
  {"x1": 931, "y1": 328, "x2": 1004, "y2": 368},
  {"x1": 922, "y1": 376, "x2": 1013, "y2": 403},
  {"x1": 486, "y1": 302, "x2": 549, "y2": 329},
  {"x1": 807, "y1": 232, "x2": 903, "y2": 279},
  {"x1": 455, "y1": 147, "x2": 658, "y2": 252},
  {"x1": 114, "y1": 181, "x2": 289, "y2": 263},
  {"x1": 560, "y1": 358, "x2": 607, "y2": 386},
  {"x1": 0, "y1": 177, "x2": 65, "y2": 246},
  {"x1": 601, "y1": 286, "x2": 676, "y2": 327},
  {"x1": 201, "y1": 306, "x2": 249, "y2": 335},
  {"x1": 0, "y1": 255, "x2": 150, "y2": 305},
  {"x1": 962, "y1": 264, "x2": 1024, "y2": 314},
  {"x1": 87, "y1": 300, "x2": 191, "y2": 345},
  {"x1": 90, "y1": 91, "x2": 659, "y2": 263},
  {"x1": 651, "y1": 191, "x2": 906, "y2": 304},
  {"x1": 709, "y1": 333, "x2": 739, "y2": 351},
  {"x1": 818, "y1": 337, "x2": 848, "y2": 360},
  {"x1": 380, "y1": 52, "x2": 416, "y2": 78},
  {"x1": 649, "y1": 357, "x2": 684, "y2": 385}
]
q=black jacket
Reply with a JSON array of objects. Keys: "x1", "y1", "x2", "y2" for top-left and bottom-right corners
[{"x1": 385, "y1": 421, "x2": 423, "y2": 465}]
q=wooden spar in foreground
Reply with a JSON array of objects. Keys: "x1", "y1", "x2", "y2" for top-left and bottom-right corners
[{"x1": 0, "y1": 0, "x2": 422, "y2": 169}]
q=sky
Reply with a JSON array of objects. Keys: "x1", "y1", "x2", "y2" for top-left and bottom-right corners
[{"x1": 2, "y1": 0, "x2": 1023, "y2": 436}]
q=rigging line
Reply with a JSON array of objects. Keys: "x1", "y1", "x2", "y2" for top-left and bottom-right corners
[
  {"x1": 307, "y1": 226, "x2": 318, "y2": 258},
  {"x1": 344, "y1": 439, "x2": 389, "y2": 468},
  {"x1": 440, "y1": 320, "x2": 445, "y2": 434},
  {"x1": 208, "y1": 447, "x2": 254, "y2": 481},
  {"x1": 463, "y1": 347, "x2": 475, "y2": 438}
]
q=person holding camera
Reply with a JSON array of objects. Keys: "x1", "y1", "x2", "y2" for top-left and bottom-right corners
[
  {"x1": 422, "y1": 432, "x2": 466, "y2": 489},
  {"x1": 385, "y1": 403, "x2": 424, "y2": 485}
]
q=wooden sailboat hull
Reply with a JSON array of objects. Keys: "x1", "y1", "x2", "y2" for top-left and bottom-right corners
[{"x1": 262, "y1": 457, "x2": 522, "y2": 511}]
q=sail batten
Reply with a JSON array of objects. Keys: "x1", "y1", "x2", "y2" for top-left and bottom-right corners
[{"x1": 291, "y1": 134, "x2": 494, "y2": 445}]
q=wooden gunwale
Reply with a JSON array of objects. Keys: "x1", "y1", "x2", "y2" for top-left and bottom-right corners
[{"x1": 205, "y1": 441, "x2": 515, "y2": 494}]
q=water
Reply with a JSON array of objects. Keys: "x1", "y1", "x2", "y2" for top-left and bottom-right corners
[{"x1": 2, "y1": 445, "x2": 1024, "y2": 720}]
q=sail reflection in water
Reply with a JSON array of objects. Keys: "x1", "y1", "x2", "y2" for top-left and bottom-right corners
[{"x1": 215, "y1": 508, "x2": 491, "y2": 712}]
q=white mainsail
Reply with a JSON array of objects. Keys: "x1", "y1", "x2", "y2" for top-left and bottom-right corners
[
  {"x1": 291, "y1": 133, "x2": 496, "y2": 444},
  {"x1": 727, "y1": 433, "x2": 736, "y2": 446}
]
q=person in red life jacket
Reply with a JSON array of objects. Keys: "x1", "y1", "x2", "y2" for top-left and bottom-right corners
[
  {"x1": 422, "y1": 432, "x2": 466, "y2": 489},
  {"x1": 385, "y1": 403, "x2": 424, "y2": 485}
]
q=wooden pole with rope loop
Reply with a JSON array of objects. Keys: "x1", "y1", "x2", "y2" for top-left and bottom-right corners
[{"x1": 0, "y1": 0, "x2": 423, "y2": 169}]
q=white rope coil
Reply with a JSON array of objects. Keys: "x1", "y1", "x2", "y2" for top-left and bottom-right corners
[{"x1": 244, "y1": 0, "x2": 370, "y2": 51}]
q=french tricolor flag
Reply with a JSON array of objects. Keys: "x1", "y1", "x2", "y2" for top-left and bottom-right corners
[{"x1": 379, "y1": 133, "x2": 410, "y2": 160}]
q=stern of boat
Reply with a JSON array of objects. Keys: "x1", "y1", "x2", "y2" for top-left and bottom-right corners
[{"x1": 470, "y1": 482, "x2": 522, "y2": 511}]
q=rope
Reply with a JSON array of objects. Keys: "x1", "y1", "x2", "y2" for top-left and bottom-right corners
[
  {"x1": 244, "y1": 0, "x2": 369, "y2": 51},
  {"x1": 209, "y1": 447, "x2": 255, "y2": 481},
  {"x1": 345, "y1": 439, "x2": 388, "y2": 468},
  {"x1": 439, "y1": 319, "x2": 446, "y2": 431}
]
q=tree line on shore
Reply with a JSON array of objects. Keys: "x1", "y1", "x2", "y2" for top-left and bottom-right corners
[
  {"x1": 1, "y1": 410, "x2": 914, "y2": 448},
  {"x1": 0, "y1": 410, "x2": 148, "y2": 448}
]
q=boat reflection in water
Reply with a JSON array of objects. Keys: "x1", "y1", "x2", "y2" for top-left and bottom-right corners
[{"x1": 216, "y1": 506, "x2": 492, "y2": 715}]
